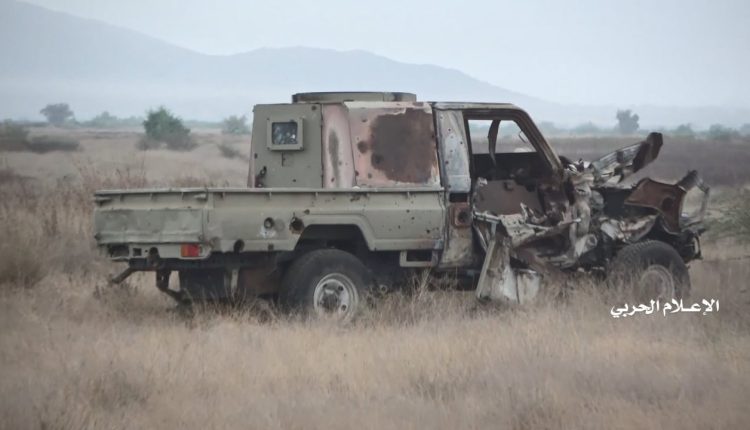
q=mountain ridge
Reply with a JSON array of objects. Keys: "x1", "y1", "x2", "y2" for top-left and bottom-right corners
[{"x1": 1, "y1": 0, "x2": 747, "y2": 127}]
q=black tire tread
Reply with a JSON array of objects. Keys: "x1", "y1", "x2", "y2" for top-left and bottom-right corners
[
  {"x1": 609, "y1": 240, "x2": 690, "y2": 299},
  {"x1": 280, "y1": 249, "x2": 373, "y2": 317}
]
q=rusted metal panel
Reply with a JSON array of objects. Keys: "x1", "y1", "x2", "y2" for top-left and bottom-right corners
[
  {"x1": 346, "y1": 102, "x2": 440, "y2": 187},
  {"x1": 473, "y1": 180, "x2": 543, "y2": 215},
  {"x1": 434, "y1": 110, "x2": 471, "y2": 192},
  {"x1": 433, "y1": 109, "x2": 474, "y2": 268},
  {"x1": 450, "y1": 202, "x2": 472, "y2": 228},
  {"x1": 321, "y1": 104, "x2": 356, "y2": 188},
  {"x1": 600, "y1": 215, "x2": 658, "y2": 242},
  {"x1": 439, "y1": 202, "x2": 475, "y2": 268},
  {"x1": 677, "y1": 170, "x2": 711, "y2": 227},
  {"x1": 473, "y1": 219, "x2": 541, "y2": 304},
  {"x1": 625, "y1": 178, "x2": 686, "y2": 232}
]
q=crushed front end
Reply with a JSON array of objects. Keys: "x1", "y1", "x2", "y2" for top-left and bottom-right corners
[{"x1": 472, "y1": 132, "x2": 710, "y2": 303}]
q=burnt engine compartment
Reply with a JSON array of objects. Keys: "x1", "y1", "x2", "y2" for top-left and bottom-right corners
[{"x1": 472, "y1": 157, "x2": 707, "y2": 276}]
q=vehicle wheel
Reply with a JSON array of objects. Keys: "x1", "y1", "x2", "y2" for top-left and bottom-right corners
[
  {"x1": 280, "y1": 249, "x2": 374, "y2": 322},
  {"x1": 608, "y1": 240, "x2": 690, "y2": 301}
]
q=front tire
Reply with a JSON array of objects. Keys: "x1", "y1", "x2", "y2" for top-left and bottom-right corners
[
  {"x1": 280, "y1": 249, "x2": 374, "y2": 322},
  {"x1": 608, "y1": 240, "x2": 690, "y2": 301}
]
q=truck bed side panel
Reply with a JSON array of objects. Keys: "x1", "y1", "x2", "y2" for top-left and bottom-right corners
[{"x1": 94, "y1": 188, "x2": 445, "y2": 255}]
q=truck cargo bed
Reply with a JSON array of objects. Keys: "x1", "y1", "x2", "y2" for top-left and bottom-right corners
[{"x1": 94, "y1": 187, "x2": 446, "y2": 260}]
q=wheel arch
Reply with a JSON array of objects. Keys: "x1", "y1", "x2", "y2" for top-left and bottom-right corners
[{"x1": 294, "y1": 223, "x2": 373, "y2": 254}]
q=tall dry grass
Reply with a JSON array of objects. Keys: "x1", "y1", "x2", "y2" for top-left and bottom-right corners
[
  {"x1": 1, "y1": 133, "x2": 750, "y2": 429},
  {"x1": 1, "y1": 259, "x2": 749, "y2": 429}
]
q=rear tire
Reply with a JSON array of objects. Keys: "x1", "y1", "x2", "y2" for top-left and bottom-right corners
[
  {"x1": 280, "y1": 249, "x2": 374, "y2": 322},
  {"x1": 608, "y1": 240, "x2": 690, "y2": 301}
]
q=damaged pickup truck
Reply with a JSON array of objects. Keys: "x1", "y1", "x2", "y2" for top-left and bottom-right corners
[{"x1": 94, "y1": 92, "x2": 710, "y2": 319}]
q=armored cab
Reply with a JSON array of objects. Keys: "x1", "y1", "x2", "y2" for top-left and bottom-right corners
[{"x1": 249, "y1": 92, "x2": 440, "y2": 189}]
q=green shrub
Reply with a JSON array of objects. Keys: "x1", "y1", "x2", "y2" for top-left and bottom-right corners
[
  {"x1": 221, "y1": 115, "x2": 250, "y2": 135},
  {"x1": 141, "y1": 107, "x2": 195, "y2": 151}
]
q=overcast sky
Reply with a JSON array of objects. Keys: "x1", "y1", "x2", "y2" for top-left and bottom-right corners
[{"x1": 23, "y1": 0, "x2": 750, "y2": 107}]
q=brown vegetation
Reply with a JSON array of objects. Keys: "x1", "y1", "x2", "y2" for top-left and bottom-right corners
[
  {"x1": 218, "y1": 142, "x2": 248, "y2": 160},
  {"x1": 550, "y1": 135, "x2": 750, "y2": 186},
  {"x1": 1, "y1": 129, "x2": 749, "y2": 429},
  {"x1": 0, "y1": 121, "x2": 80, "y2": 153}
]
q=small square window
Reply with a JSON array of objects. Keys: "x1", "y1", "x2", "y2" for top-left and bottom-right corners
[
  {"x1": 272, "y1": 122, "x2": 298, "y2": 145},
  {"x1": 267, "y1": 118, "x2": 304, "y2": 150}
]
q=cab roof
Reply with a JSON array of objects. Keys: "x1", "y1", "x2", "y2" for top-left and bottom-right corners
[{"x1": 289, "y1": 92, "x2": 522, "y2": 112}]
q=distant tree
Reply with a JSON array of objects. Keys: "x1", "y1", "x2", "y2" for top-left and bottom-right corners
[
  {"x1": 706, "y1": 124, "x2": 737, "y2": 142},
  {"x1": 572, "y1": 122, "x2": 601, "y2": 135},
  {"x1": 615, "y1": 109, "x2": 639, "y2": 134},
  {"x1": 140, "y1": 107, "x2": 195, "y2": 151},
  {"x1": 85, "y1": 111, "x2": 143, "y2": 129},
  {"x1": 221, "y1": 115, "x2": 250, "y2": 135},
  {"x1": 40, "y1": 103, "x2": 74, "y2": 126},
  {"x1": 739, "y1": 123, "x2": 750, "y2": 137},
  {"x1": 536, "y1": 121, "x2": 559, "y2": 135},
  {"x1": 671, "y1": 123, "x2": 694, "y2": 137},
  {"x1": 87, "y1": 111, "x2": 119, "y2": 128}
]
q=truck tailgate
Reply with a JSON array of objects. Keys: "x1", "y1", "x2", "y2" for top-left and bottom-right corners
[{"x1": 94, "y1": 190, "x2": 208, "y2": 244}]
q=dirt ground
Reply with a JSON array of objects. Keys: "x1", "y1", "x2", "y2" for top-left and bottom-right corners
[{"x1": 1, "y1": 128, "x2": 749, "y2": 429}]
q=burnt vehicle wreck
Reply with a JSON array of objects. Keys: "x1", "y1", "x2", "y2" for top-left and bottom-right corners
[
  {"x1": 472, "y1": 131, "x2": 709, "y2": 303},
  {"x1": 94, "y1": 92, "x2": 710, "y2": 320}
]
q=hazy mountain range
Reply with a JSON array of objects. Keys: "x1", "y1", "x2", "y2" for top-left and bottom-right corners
[{"x1": 1, "y1": 0, "x2": 747, "y2": 127}]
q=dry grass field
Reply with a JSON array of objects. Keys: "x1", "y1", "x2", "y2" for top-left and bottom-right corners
[{"x1": 1, "y1": 128, "x2": 750, "y2": 429}]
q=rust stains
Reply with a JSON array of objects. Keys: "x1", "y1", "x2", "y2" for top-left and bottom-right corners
[
  {"x1": 356, "y1": 140, "x2": 368, "y2": 153},
  {"x1": 625, "y1": 178, "x2": 686, "y2": 232},
  {"x1": 450, "y1": 202, "x2": 472, "y2": 228},
  {"x1": 357, "y1": 109, "x2": 438, "y2": 184},
  {"x1": 321, "y1": 104, "x2": 356, "y2": 188},
  {"x1": 473, "y1": 180, "x2": 543, "y2": 215},
  {"x1": 327, "y1": 130, "x2": 340, "y2": 182}
]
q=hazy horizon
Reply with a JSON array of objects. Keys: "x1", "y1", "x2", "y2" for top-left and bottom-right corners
[
  {"x1": 20, "y1": 0, "x2": 750, "y2": 109},
  {"x1": 2, "y1": 0, "x2": 749, "y2": 126}
]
